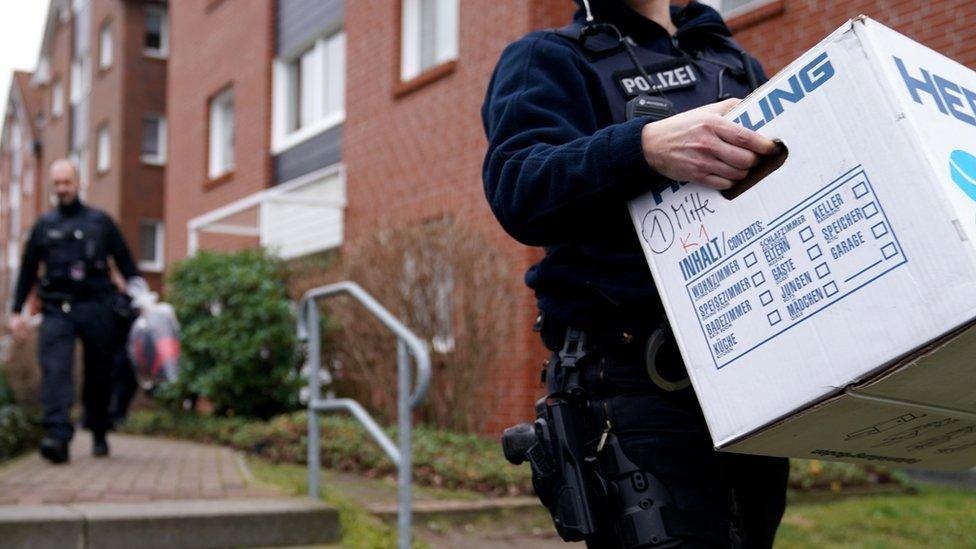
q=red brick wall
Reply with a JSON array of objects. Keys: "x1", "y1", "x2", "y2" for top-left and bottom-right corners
[
  {"x1": 164, "y1": 0, "x2": 274, "y2": 270},
  {"x1": 729, "y1": 0, "x2": 976, "y2": 76},
  {"x1": 342, "y1": 0, "x2": 575, "y2": 434},
  {"x1": 42, "y1": 11, "x2": 74, "y2": 185},
  {"x1": 118, "y1": 1, "x2": 167, "y2": 290}
]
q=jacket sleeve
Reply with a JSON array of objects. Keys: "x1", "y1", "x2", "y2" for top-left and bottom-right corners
[
  {"x1": 12, "y1": 224, "x2": 42, "y2": 314},
  {"x1": 481, "y1": 35, "x2": 665, "y2": 247},
  {"x1": 105, "y1": 216, "x2": 140, "y2": 280}
]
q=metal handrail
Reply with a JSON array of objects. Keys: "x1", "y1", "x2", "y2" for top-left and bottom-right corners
[{"x1": 297, "y1": 281, "x2": 431, "y2": 549}]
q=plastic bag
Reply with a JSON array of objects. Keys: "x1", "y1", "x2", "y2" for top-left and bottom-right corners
[{"x1": 127, "y1": 301, "x2": 181, "y2": 391}]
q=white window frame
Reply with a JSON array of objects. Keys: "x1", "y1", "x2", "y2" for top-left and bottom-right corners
[
  {"x1": 400, "y1": 0, "x2": 458, "y2": 82},
  {"x1": 52, "y1": 78, "x2": 64, "y2": 117},
  {"x1": 272, "y1": 30, "x2": 345, "y2": 154},
  {"x1": 10, "y1": 125, "x2": 22, "y2": 179},
  {"x1": 141, "y1": 114, "x2": 167, "y2": 165},
  {"x1": 99, "y1": 21, "x2": 113, "y2": 70},
  {"x1": 143, "y1": 5, "x2": 169, "y2": 58},
  {"x1": 208, "y1": 88, "x2": 235, "y2": 179},
  {"x1": 138, "y1": 219, "x2": 165, "y2": 272},
  {"x1": 70, "y1": 56, "x2": 91, "y2": 105},
  {"x1": 96, "y1": 123, "x2": 110, "y2": 173},
  {"x1": 70, "y1": 147, "x2": 89, "y2": 199}
]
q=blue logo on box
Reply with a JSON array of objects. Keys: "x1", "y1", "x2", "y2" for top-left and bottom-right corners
[{"x1": 950, "y1": 150, "x2": 976, "y2": 201}]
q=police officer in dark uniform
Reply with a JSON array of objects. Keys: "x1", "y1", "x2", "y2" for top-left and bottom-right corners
[
  {"x1": 483, "y1": 1, "x2": 789, "y2": 546},
  {"x1": 9, "y1": 159, "x2": 144, "y2": 464}
]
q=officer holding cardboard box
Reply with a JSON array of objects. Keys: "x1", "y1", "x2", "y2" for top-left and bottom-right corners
[{"x1": 483, "y1": 0, "x2": 788, "y2": 546}]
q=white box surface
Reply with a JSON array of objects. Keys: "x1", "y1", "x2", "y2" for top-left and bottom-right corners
[{"x1": 628, "y1": 17, "x2": 976, "y2": 470}]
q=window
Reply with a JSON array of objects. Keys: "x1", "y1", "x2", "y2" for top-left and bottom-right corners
[
  {"x1": 144, "y1": 6, "x2": 168, "y2": 57},
  {"x1": 51, "y1": 78, "x2": 64, "y2": 117},
  {"x1": 138, "y1": 220, "x2": 164, "y2": 272},
  {"x1": 208, "y1": 88, "x2": 235, "y2": 179},
  {"x1": 400, "y1": 0, "x2": 458, "y2": 81},
  {"x1": 96, "y1": 123, "x2": 110, "y2": 173},
  {"x1": 70, "y1": 56, "x2": 91, "y2": 104},
  {"x1": 141, "y1": 114, "x2": 166, "y2": 164},
  {"x1": 70, "y1": 148, "x2": 89, "y2": 198},
  {"x1": 99, "y1": 22, "x2": 113, "y2": 70},
  {"x1": 273, "y1": 31, "x2": 345, "y2": 152},
  {"x1": 10, "y1": 125, "x2": 21, "y2": 178}
]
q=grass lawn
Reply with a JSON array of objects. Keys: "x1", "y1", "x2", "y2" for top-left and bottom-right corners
[
  {"x1": 246, "y1": 455, "x2": 975, "y2": 548},
  {"x1": 246, "y1": 457, "x2": 429, "y2": 549},
  {"x1": 777, "y1": 487, "x2": 976, "y2": 548}
]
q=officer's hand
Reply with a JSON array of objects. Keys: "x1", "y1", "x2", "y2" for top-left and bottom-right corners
[
  {"x1": 8, "y1": 315, "x2": 26, "y2": 339},
  {"x1": 641, "y1": 98, "x2": 779, "y2": 190}
]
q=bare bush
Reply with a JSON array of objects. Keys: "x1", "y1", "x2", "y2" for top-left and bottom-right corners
[
  {"x1": 321, "y1": 218, "x2": 516, "y2": 432},
  {"x1": 2, "y1": 329, "x2": 42, "y2": 407}
]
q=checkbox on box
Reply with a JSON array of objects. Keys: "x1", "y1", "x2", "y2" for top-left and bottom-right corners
[
  {"x1": 872, "y1": 222, "x2": 888, "y2": 239},
  {"x1": 752, "y1": 271, "x2": 766, "y2": 286},
  {"x1": 824, "y1": 281, "x2": 838, "y2": 297},
  {"x1": 800, "y1": 227, "x2": 814, "y2": 242},
  {"x1": 767, "y1": 310, "x2": 782, "y2": 326},
  {"x1": 852, "y1": 181, "x2": 869, "y2": 199},
  {"x1": 760, "y1": 290, "x2": 773, "y2": 306},
  {"x1": 807, "y1": 244, "x2": 822, "y2": 260},
  {"x1": 815, "y1": 263, "x2": 830, "y2": 278},
  {"x1": 744, "y1": 252, "x2": 758, "y2": 267},
  {"x1": 862, "y1": 202, "x2": 879, "y2": 218},
  {"x1": 882, "y1": 243, "x2": 898, "y2": 259}
]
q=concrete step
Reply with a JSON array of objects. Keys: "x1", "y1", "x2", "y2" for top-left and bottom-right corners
[{"x1": 0, "y1": 498, "x2": 340, "y2": 549}]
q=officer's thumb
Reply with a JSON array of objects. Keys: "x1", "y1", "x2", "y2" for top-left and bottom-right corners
[{"x1": 709, "y1": 97, "x2": 742, "y2": 115}]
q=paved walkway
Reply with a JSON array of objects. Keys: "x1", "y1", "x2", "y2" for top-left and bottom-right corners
[{"x1": 0, "y1": 434, "x2": 278, "y2": 505}]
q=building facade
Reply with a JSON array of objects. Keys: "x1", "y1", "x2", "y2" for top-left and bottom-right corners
[
  {"x1": 25, "y1": 0, "x2": 169, "y2": 294},
  {"x1": 0, "y1": 72, "x2": 45, "y2": 314},
  {"x1": 162, "y1": 0, "x2": 976, "y2": 434}
]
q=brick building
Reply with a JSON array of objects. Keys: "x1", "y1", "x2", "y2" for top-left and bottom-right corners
[
  {"x1": 0, "y1": 72, "x2": 45, "y2": 313},
  {"x1": 3, "y1": 0, "x2": 170, "y2": 299},
  {"x1": 162, "y1": 0, "x2": 976, "y2": 434}
]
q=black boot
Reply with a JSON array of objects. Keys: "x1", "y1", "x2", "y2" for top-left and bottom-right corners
[
  {"x1": 92, "y1": 432, "x2": 110, "y2": 457},
  {"x1": 39, "y1": 437, "x2": 70, "y2": 464}
]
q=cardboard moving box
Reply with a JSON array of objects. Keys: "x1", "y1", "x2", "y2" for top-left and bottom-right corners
[{"x1": 628, "y1": 16, "x2": 976, "y2": 471}]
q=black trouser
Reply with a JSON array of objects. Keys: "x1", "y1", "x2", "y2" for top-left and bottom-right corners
[
  {"x1": 543, "y1": 326, "x2": 789, "y2": 547},
  {"x1": 38, "y1": 299, "x2": 115, "y2": 441},
  {"x1": 108, "y1": 344, "x2": 138, "y2": 426}
]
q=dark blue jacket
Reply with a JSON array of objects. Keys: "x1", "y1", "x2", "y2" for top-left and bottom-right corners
[{"x1": 481, "y1": 0, "x2": 766, "y2": 329}]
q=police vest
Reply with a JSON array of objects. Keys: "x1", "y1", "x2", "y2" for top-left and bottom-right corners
[
  {"x1": 554, "y1": 22, "x2": 761, "y2": 124},
  {"x1": 39, "y1": 208, "x2": 112, "y2": 298}
]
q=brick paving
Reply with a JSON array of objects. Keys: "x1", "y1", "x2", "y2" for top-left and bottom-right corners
[{"x1": 0, "y1": 434, "x2": 279, "y2": 506}]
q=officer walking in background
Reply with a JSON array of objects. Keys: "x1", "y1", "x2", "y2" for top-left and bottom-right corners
[
  {"x1": 8, "y1": 158, "x2": 146, "y2": 464},
  {"x1": 484, "y1": 0, "x2": 788, "y2": 546}
]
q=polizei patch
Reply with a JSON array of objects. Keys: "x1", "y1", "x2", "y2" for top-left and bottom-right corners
[{"x1": 614, "y1": 60, "x2": 699, "y2": 97}]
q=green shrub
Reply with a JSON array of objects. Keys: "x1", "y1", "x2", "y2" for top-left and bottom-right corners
[
  {"x1": 165, "y1": 248, "x2": 303, "y2": 419},
  {"x1": 0, "y1": 405, "x2": 41, "y2": 462}
]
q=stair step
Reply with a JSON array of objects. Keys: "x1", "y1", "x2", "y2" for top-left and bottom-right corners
[{"x1": 0, "y1": 498, "x2": 340, "y2": 549}]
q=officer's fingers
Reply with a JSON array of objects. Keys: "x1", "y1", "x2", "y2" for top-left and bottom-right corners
[
  {"x1": 712, "y1": 120, "x2": 778, "y2": 155},
  {"x1": 699, "y1": 174, "x2": 735, "y2": 191},
  {"x1": 697, "y1": 156, "x2": 749, "y2": 182},
  {"x1": 711, "y1": 140, "x2": 760, "y2": 170},
  {"x1": 700, "y1": 97, "x2": 741, "y2": 115}
]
